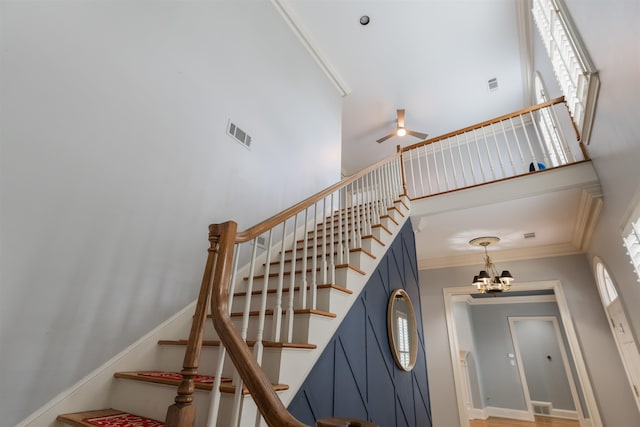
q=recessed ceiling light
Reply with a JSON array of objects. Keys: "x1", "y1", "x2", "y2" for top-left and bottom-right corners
[{"x1": 360, "y1": 15, "x2": 370, "y2": 26}]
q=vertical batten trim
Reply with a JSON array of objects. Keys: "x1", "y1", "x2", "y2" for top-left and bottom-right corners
[{"x1": 271, "y1": 0, "x2": 351, "y2": 97}]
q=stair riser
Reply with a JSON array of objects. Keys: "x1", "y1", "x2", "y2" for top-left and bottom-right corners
[
  {"x1": 242, "y1": 267, "x2": 364, "y2": 295},
  {"x1": 156, "y1": 344, "x2": 290, "y2": 385},
  {"x1": 109, "y1": 377, "x2": 262, "y2": 427},
  {"x1": 275, "y1": 248, "x2": 375, "y2": 273},
  {"x1": 230, "y1": 285, "x2": 350, "y2": 313}
]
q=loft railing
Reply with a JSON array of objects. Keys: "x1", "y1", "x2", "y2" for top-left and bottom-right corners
[
  {"x1": 166, "y1": 155, "x2": 402, "y2": 427},
  {"x1": 400, "y1": 96, "x2": 588, "y2": 200}
]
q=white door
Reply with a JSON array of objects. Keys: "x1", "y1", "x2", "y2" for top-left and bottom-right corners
[{"x1": 608, "y1": 298, "x2": 640, "y2": 411}]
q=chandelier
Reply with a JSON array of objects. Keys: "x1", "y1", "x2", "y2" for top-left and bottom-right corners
[{"x1": 470, "y1": 237, "x2": 514, "y2": 294}]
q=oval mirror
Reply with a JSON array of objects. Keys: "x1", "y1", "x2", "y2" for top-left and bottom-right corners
[{"x1": 387, "y1": 289, "x2": 418, "y2": 371}]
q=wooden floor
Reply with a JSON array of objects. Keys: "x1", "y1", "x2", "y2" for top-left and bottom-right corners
[{"x1": 469, "y1": 416, "x2": 579, "y2": 427}]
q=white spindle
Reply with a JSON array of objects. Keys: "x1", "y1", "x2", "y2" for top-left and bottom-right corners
[
  {"x1": 321, "y1": 197, "x2": 328, "y2": 286},
  {"x1": 480, "y1": 126, "x2": 497, "y2": 180},
  {"x1": 447, "y1": 137, "x2": 459, "y2": 188},
  {"x1": 498, "y1": 119, "x2": 517, "y2": 175},
  {"x1": 433, "y1": 142, "x2": 442, "y2": 192},
  {"x1": 310, "y1": 203, "x2": 318, "y2": 310},
  {"x1": 285, "y1": 214, "x2": 298, "y2": 342},
  {"x1": 508, "y1": 117, "x2": 526, "y2": 173},
  {"x1": 255, "y1": 229, "x2": 274, "y2": 364},
  {"x1": 439, "y1": 138, "x2": 450, "y2": 190},
  {"x1": 300, "y1": 208, "x2": 310, "y2": 310},
  {"x1": 329, "y1": 193, "x2": 336, "y2": 285},
  {"x1": 489, "y1": 123, "x2": 507, "y2": 178},
  {"x1": 464, "y1": 130, "x2": 481, "y2": 184},
  {"x1": 415, "y1": 146, "x2": 426, "y2": 197},
  {"x1": 408, "y1": 149, "x2": 417, "y2": 199},
  {"x1": 518, "y1": 114, "x2": 540, "y2": 168},
  {"x1": 455, "y1": 134, "x2": 468, "y2": 187},
  {"x1": 272, "y1": 222, "x2": 287, "y2": 342},
  {"x1": 528, "y1": 111, "x2": 552, "y2": 167},
  {"x1": 548, "y1": 103, "x2": 576, "y2": 162},
  {"x1": 423, "y1": 144, "x2": 434, "y2": 195}
]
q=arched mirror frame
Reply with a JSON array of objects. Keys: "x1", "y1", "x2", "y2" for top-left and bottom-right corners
[{"x1": 387, "y1": 288, "x2": 419, "y2": 371}]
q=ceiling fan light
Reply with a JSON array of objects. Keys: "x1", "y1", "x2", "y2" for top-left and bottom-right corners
[{"x1": 396, "y1": 127, "x2": 407, "y2": 137}]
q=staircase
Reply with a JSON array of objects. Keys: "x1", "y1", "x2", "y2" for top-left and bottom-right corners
[{"x1": 50, "y1": 156, "x2": 408, "y2": 427}]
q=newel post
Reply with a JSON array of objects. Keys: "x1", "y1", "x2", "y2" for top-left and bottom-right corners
[{"x1": 165, "y1": 223, "x2": 230, "y2": 427}]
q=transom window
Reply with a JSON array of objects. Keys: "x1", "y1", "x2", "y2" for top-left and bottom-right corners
[{"x1": 622, "y1": 195, "x2": 640, "y2": 283}]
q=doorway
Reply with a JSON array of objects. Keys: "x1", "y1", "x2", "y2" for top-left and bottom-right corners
[
  {"x1": 509, "y1": 317, "x2": 585, "y2": 422},
  {"x1": 443, "y1": 280, "x2": 602, "y2": 427}
]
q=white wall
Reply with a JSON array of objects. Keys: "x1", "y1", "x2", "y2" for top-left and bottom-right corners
[
  {"x1": 420, "y1": 254, "x2": 640, "y2": 427},
  {"x1": 0, "y1": 1, "x2": 342, "y2": 425},
  {"x1": 562, "y1": 0, "x2": 640, "y2": 350}
]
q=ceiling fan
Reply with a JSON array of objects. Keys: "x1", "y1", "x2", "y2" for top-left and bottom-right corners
[{"x1": 376, "y1": 109, "x2": 428, "y2": 143}]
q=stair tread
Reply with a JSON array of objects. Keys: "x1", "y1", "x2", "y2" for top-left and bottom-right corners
[
  {"x1": 209, "y1": 308, "x2": 337, "y2": 319},
  {"x1": 244, "y1": 263, "x2": 365, "y2": 281},
  {"x1": 158, "y1": 339, "x2": 317, "y2": 349},
  {"x1": 114, "y1": 371, "x2": 230, "y2": 391},
  {"x1": 234, "y1": 283, "x2": 352, "y2": 297},
  {"x1": 114, "y1": 371, "x2": 289, "y2": 395},
  {"x1": 57, "y1": 408, "x2": 164, "y2": 427},
  {"x1": 270, "y1": 247, "x2": 376, "y2": 265}
]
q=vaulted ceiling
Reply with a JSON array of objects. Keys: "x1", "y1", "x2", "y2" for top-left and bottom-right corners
[{"x1": 280, "y1": 0, "x2": 601, "y2": 270}]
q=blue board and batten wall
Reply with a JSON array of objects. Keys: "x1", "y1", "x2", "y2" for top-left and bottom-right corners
[{"x1": 288, "y1": 220, "x2": 432, "y2": 426}]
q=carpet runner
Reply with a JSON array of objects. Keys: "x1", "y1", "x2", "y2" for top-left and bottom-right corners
[
  {"x1": 137, "y1": 371, "x2": 230, "y2": 383},
  {"x1": 83, "y1": 413, "x2": 164, "y2": 427}
]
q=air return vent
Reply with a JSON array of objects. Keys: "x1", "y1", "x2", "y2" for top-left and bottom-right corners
[
  {"x1": 524, "y1": 232, "x2": 536, "y2": 239},
  {"x1": 227, "y1": 120, "x2": 252, "y2": 149},
  {"x1": 532, "y1": 401, "x2": 552, "y2": 416},
  {"x1": 487, "y1": 77, "x2": 499, "y2": 92}
]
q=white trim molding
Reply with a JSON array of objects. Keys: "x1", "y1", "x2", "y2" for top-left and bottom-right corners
[
  {"x1": 271, "y1": 0, "x2": 351, "y2": 97},
  {"x1": 443, "y1": 280, "x2": 603, "y2": 427}
]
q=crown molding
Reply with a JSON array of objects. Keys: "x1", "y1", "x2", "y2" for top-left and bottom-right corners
[
  {"x1": 418, "y1": 241, "x2": 581, "y2": 270},
  {"x1": 271, "y1": 0, "x2": 351, "y2": 97}
]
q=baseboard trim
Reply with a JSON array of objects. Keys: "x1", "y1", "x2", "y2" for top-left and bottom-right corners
[
  {"x1": 469, "y1": 408, "x2": 488, "y2": 420},
  {"x1": 16, "y1": 301, "x2": 197, "y2": 427},
  {"x1": 486, "y1": 406, "x2": 535, "y2": 422}
]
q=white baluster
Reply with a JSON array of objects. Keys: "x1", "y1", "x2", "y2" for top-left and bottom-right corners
[
  {"x1": 272, "y1": 222, "x2": 287, "y2": 342},
  {"x1": 508, "y1": 117, "x2": 526, "y2": 173},
  {"x1": 311, "y1": 202, "x2": 318, "y2": 309},
  {"x1": 528, "y1": 111, "x2": 551, "y2": 167},
  {"x1": 285, "y1": 214, "x2": 298, "y2": 343},
  {"x1": 480, "y1": 125, "x2": 497, "y2": 180},
  {"x1": 498, "y1": 119, "x2": 517, "y2": 176},
  {"x1": 472, "y1": 128, "x2": 487, "y2": 182},
  {"x1": 329, "y1": 193, "x2": 336, "y2": 285},
  {"x1": 448, "y1": 137, "x2": 459, "y2": 189},
  {"x1": 321, "y1": 197, "x2": 328, "y2": 286},
  {"x1": 300, "y1": 208, "x2": 309, "y2": 310},
  {"x1": 463, "y1": 130, "x2": 479, "y2": 184},
  {"x1": 518, "y1": 114, "x2": 540, "y2": 168},
  {"x1": 489, "y1": 122, "x2": 507, "y2": 178},
  {"x1": 423, "y1": 144, "x2": 434, "y2": 195},
  {"x1": 455, "y1": 134, "x2": 468, "y2": 187}
]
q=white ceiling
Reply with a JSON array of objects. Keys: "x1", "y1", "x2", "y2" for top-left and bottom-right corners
[{"x1": 281, "y1": 0, "x2": 601, "y2": 269}]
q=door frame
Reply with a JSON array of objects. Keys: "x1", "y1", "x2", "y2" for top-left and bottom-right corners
[
  {"x1": 443, "y1": 280, "x2": 602, "y2": 427},
  {"x1": 509, "y1": 316, "x2": 585, "y2": 423}
]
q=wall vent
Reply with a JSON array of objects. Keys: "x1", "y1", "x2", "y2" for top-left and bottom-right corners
[
  {"x1": 532, "y1": 401, "x2": 552, "y2": 416},
  {"x1": 252, "y1": 235, "x2": 267, "y2": 249},
  {"x1": 524, "y1": 232, "x2": 536, "y2": 239},
  {"x1": 227, "y1": 120, "x2": 252, "y2": 149},
  {"x1": 487, "y1": 77, "x2": 499, "y2": 92}
]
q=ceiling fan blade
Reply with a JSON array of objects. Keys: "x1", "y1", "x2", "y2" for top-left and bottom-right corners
[
  {"x1": 406, "y1": 129, "x2": 429, "y2": 140},
  {"x1": 376, "y1": 131, "x2": 396, "y2": 143},
  {"x1": 396, "y1": 109, "x2": 405, "y2": 128}
]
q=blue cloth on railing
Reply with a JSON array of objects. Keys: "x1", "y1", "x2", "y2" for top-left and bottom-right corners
[{"x1": 529, "y1": 162, "x2": 546, "y2": 172}]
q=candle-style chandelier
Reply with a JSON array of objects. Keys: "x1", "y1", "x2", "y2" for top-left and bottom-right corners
[{"x1": 470, "y1": 237, "x2": 514, "y2": 294}]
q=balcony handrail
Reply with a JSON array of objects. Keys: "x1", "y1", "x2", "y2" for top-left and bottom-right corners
[
  {"x1": 401, "y1": 96, "x2": 571, "y2": 151},
  {"x1": 400, "y1": 96, "x2": 589, "y2": 200},
  {"x1": 166, "y1": 154, "x2": 402, "y2": 427}
]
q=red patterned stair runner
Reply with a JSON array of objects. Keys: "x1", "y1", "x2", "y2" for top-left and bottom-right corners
[
  {"x1": 83, "y1": 412, "x2": 164, "y2": 427},
  {"x1": 137, "y1": 371, "x2": 230, "y2": 383}
]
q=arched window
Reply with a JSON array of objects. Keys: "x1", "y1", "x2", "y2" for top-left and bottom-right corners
[{"x1": 593, "y1": 257, "x2": 640, "y2": 411}]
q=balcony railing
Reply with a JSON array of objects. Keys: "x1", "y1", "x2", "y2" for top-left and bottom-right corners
[{"x1": 400, "y1": 96, "x2": 588, "y2": 200}]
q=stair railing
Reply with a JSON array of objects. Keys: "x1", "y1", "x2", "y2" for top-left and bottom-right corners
[
  {"x1": 401, "y1": 96, "x2": 589, "y2": 200},
  {"x1": 166, "y1": 154, "x2": 403, "y2": 427}
]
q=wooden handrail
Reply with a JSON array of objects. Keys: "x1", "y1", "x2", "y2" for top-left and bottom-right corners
[
  {"x1": 167, "y1": 156, "x2": 396, "y2": 427},
  {"x1": 401, "y1": 96, "x2": 568, "y2": 152},
  {"x1": 236, "y1": 153, "x2": 401, "y2": 243}
]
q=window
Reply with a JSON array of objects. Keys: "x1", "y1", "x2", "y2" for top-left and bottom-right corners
[
  {"x1": 531, "y1": 0, "x2": 599, "y2": 144},
  {"x1": 622, "y1": 198, "x2": 640, "y2": 282},
  {"x1": 396, "y1": 310, "x2": 411, "y2": 367}
]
